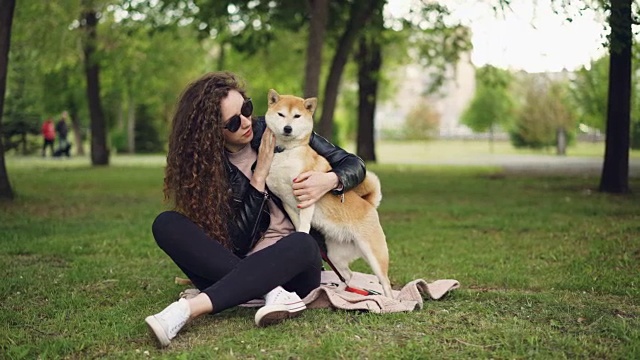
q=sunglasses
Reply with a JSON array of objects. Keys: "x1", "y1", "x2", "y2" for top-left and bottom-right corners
[{"x1": 224, "y1": 98, "x2": 253, "y2": 132}]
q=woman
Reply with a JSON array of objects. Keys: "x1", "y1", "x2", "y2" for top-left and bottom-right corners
[{"x1": 145, "y1": 71, "x2": 366, "y2": 347}]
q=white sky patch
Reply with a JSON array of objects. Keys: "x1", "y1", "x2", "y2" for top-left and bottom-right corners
[{"x1": 385, "y1": 0, "x2": 609, "y2": 73}]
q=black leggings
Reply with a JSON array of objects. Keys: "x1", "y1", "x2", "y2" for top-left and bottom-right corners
[{"x1": 151, "y1": 211, "x2": 322, "y2": 313}]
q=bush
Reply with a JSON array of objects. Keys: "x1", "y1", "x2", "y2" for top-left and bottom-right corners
[
  {"x1": 402, "y1": 101, "x2": 440, "y2": 140},
  {"x1": 2, "y1": 116, "x2": 41, "y2": 155},
  {"x1": 109, "y1": 104, "x2": 163, "y2": 154},
  {"x1": 110, "y1": 129, "x2": 128, "y2": 154},
  {"x1": 135, "y1": 105, "x2": 163, "y2": 153},
  {"x1": 509, "y1": 77, "x2": 575, "y2": 150}
]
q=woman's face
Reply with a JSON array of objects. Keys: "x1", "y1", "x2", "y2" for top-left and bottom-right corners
[{"x1": 221, "y1": 90, "x2": 254, "y2": 152}]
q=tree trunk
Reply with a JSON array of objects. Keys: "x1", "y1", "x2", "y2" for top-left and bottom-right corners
[
  {"x1": 304, "y1": 0, "x2": 328, "y2": 99},
  {"x1": 489, "y1": 125, "x2": 494, "y2": 154},
  {"x1": 317, "y1": 0, "x2": 381, "y2": 141},
  {"x1": 217, "y1": 41, "x2": 226, "y2": 70},
  {"x1": 356, "y1": 23, "x2": 382, "y2": 162},
  {"x1": 556, "y1": 127, "x2": 567, "y2": 156},
  {"x1": 70, "y1": 109, "x2": 84, "y2": 155},
  {"x1": 82, "y1": 7, "x2": 109, "y2": 166},
  {"x1": 20, "y1": 132, "x2": 26, "y2": 155},
  {"x1": 599, "y1": 0, "x2": 631, "y2": 193},
  {"x1": 0, "y1": 0, "x2": 16, "y2": 200},
  {"x1": 127, "y1": 95, "x2": 135, "y2": 153}
]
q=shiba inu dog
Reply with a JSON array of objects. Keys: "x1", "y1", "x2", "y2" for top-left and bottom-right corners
[{"x1": 264, "y1": 89, "x2": 393, "y2": 298}]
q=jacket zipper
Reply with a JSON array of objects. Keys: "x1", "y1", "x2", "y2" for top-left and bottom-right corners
[{"x1": 249, "y1": 190, "x2": 270, "y2": 247}]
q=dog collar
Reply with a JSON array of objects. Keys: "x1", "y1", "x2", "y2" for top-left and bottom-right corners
[{"x1": 274, "y1": 145, "x2": 285, "y2": 153}]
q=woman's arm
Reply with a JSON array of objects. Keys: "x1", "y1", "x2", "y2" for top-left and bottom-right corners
[
  {"x1": 308, "y1": 132, "x2": 366, "y2": 194},
  {"x1": 227, "y1": 183, "x2": 270, "y2": 255},
  {"x1": 226, "y1": 128, "x2": 276, "y2": 255},
  {"x1": 292, "y1": 132, "x2": 366, "y2": 209}
]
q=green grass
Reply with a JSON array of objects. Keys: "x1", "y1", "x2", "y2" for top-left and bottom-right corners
[
  {"x1": 369, "y1": 139, "x2": 640, "y2": 162},
  {"x1": 1, "y1": 156, "x2": 639, "y2": 359}
]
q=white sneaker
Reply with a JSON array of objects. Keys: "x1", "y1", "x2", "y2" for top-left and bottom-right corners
[
  {"x1": 145, "y1": 298, "x2": 190, "y2": 347},
  {"x1": 254, "y1": 286, "x2": 306, "y2": 327}
]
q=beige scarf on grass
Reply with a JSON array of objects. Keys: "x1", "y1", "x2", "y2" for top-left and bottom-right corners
[{"x1": 177, "y1": 271, "x2": 460, "y2": 314}]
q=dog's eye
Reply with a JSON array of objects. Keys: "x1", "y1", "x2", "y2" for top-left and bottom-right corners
[
  {"x1": 278, "y1": 112, "x2": 284, "y2": 117},
  {"x1": 293, "y1": 114, "x2": 301, "y2": 119}
]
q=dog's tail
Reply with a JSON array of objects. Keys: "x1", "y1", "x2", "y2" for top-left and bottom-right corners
[{"x1": 353, "y1": 171, "x2": 382, "y2": 208}]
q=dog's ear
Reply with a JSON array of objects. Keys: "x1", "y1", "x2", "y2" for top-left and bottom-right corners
[
  {"x1": 304, "y1": 98, "x2": 317, "y2": 114},
  {"x1": 268, "y1": 89, "x2": 280, "y2": 106}
]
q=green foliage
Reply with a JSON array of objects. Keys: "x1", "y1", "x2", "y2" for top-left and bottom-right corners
[
  {"x1": 402, "y1": 101, "x2": 440, "y2": 140},
  {"x1": 571, "y1": 49, "x2": 640, "y2": 137},
  {"x1": 384, "y1": 3, "x2": 472, "y2": 96},
  {"x1": 3, "y1": 47, "x2": 47, "y2": 155},
  {"x1": 332, "y1": 83, "x2": 358, "y2": 147},
  {"x1": 1, "y1": 158, "x2": 639, "y2": 358},
  {"x1": 217, "y1": 29, "x2": 308, "y2": 115},
  {"x1": 3, "y1": 0, "x2": 482, "y2": 158},
  {"x1": 134, "y1": 105, "x2": 163, "y2": 153},
  {"x1": 99, "y1": 8, "x2": 207, "y2": 132},
  {"x1": 569, "y1": 56, "x2": 609, "y2": 131},
  {"x1": 1, "y1": 118, "x2": 41, "y2": 155},
  {"x1": 461, "y1": 65, "x2": 516, "y2": 133},
  {"x1": 510, "y1": 76, "x2": 576, "y2": 149},
  {"x1": 110, "y1": 128, "x2": 127, "y2": 153},
  {"x1": 110, "y1": 105, "x2": 163, "y2": 154},
  {"x1": 4, "y1": 0, "x2": 207, "y2": 148}
]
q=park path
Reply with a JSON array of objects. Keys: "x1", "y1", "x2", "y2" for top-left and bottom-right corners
[{"x1": 381, "y1": 154, "x2": 640, "y2": 177}]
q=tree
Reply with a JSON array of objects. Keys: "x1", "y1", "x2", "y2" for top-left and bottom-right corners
[
  {"x1": 98, "y1": 6, "x2": 206, "y2": 154},
  {"x1": 570, "y1": 52, "x2": 640, "y2": 145},
  {"x1": 403, "y1": 101, "x2": 441, "y2": 140},
  {"x1": 81, "y1": 2, "x2": 109, "y2": 165},
  {"x1": 3, "y1": 47, "x2": 43, "y2": 156},
  {"x1": 304, "y1": 0, "x2": 328, "y2": 99},
  {"x1": 600, "y1": 0, "x2": 632, "y2": 193},
  {"x1": 316, "y1": 0, "x2": 383, "y2": 141},
  {"x1": 570, "y1": 56, "x2": 609, "y2": 133},
  {"x1": 0, "y1": 0, "x2": 16, "y2": 200},
  {"x1": 355, "y1": 3, "x2": 384, "y2": 162},
  {"x1": 492, "y1": 0, "x2": 633, "y2": 191},
  {"x1": 7, "y1": 1, "x2": 89, "y2": 158},
  {"x1": 353, "y1": 2, "x2": 470, "y2": 159},
  {"x1": 461, "y1": 65, "x2": 516, "y2": 152},
  {"x1": 510, "y1": 75, "x2": 575, "y2": 151}
]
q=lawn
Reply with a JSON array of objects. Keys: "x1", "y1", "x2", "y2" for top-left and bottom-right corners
[
  {"x1": 370, "y1": 139, "x2": 640, "y2": 163},
  {"x1": 1, "y1": 154, "x2": 639, "y2": 359}
]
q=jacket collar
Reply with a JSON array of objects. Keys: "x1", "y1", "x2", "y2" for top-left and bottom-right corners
[{"x1": 250, "y1": 116, "x2": 267, "y2": 151}]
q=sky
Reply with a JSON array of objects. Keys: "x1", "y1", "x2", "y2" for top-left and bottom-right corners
[{"x1": 386, "y1": 0, "x2": 609, "y2": 73}]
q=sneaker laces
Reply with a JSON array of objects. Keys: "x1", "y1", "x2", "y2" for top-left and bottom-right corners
[
  {"x1": 156, "y1": 299, "x2": 190, "y2": 338},
  {"x1": 264, "y1": 286, "x2": 289, "y2": 306},
  {"x1": 264, "y1": 287, "x2": 305, "y2": 309}
]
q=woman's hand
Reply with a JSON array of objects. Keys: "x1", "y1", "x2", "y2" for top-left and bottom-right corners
[
  {"x1": 251, "y1": 128, "x2": 275, "y2": 192},
  {"x1": 293, "y1": 171, "x2": 339, "y2": 209}
]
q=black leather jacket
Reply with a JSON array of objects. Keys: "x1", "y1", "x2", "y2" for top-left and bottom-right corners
[{"x1": 224, "y1": 116, "x2": 366, "y2": 256}]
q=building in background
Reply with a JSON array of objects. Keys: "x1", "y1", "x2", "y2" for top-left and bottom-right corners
[{"x1": 375, "y1": 51, "x2": 476, "y2": 139}]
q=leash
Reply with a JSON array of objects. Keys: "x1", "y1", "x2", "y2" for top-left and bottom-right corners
[
  {"x1": 318, "y1": 246, "x2": 381, "y2": 296},
  {"x1": 263, "y1": 160, "x2": 381, "y2": 296}
]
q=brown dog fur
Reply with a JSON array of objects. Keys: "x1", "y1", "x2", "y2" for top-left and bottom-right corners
[{"x1": 264, "y1": 89, "x2": 392, "y2": 297}]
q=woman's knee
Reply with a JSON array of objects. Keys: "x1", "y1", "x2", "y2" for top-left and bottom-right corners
[
  {"x1": 151, "y1": 211, "x2": 184, "y2": 247},
  {"x1": 284, "y1": 232, "x2": 321, "y2": 261}
]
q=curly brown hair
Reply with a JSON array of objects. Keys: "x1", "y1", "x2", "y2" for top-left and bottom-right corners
[{"x1": 164, "y1": 71, "x2": 247, "y2": 249}]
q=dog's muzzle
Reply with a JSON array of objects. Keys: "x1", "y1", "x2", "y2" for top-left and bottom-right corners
[{"x1": 283, "y1": 125, "x2": 292, "y2": 135}]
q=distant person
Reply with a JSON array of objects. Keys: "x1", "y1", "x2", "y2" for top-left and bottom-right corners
[
  {"x1": 41, "y1": 118, "x2": 56, "y2": 157},
  {"x1": 55, "y1": 112, "x2": 70, "y2": 156}
]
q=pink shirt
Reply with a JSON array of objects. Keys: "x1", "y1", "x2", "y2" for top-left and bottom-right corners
[{"x1": 226, "y1": 145, "x2": 295, "y2": 254}]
